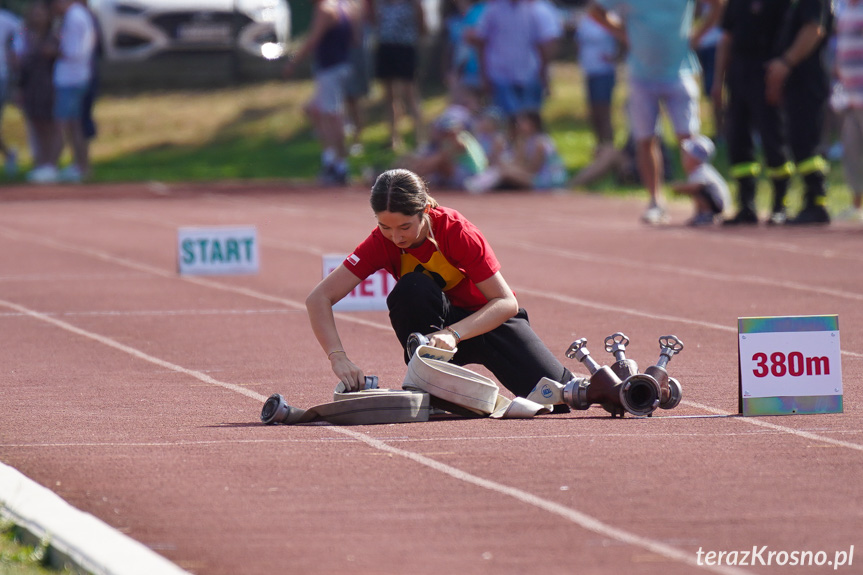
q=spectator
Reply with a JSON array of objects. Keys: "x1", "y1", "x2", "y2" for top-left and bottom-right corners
[
  {"x1": 79, "y1": 0, "x2": 101, "y2": 142},
  {"x1": 372, "y1": 0, "x2": 426, "y2": 151},
  {"x1": 531, "y1": 0, "x2": 563, "y2": 93},
  {"x1": 471, "y1": 0, "x2": 558, "y2": 121},
  {"x1": 284, "y1": 0, "x2": 358, "y2": 185},
  {"x1": 0, "y1": 4, "x2": 20, "y2": 177},
  {"x1": 695, "y1": 3, "x2": 723, "y2": 140},
  {"x1": 50, "y1": 0, "x2": 96, "y2": 183},
  {"x1": 442, "y1": 0, "x2": 486, "y2": 95},
  {"x1": 588, "y1": 0, "x2": 724, "y2": 225},
  {"x1": 344, "y1": 0, "x2": 372, "y2": 156},
  {"x1": 18, "y1": 0, "x2": 60, "y2": 184},
  {"x1": 396, "y1": 113, "x2": 487, "y2": 189},
  {"x1": 465, "y1": 110, "x2": 566, "y2": 192},
  {"x1": 472, "y1": 106, "x2": 507, "y2": 167},
  {"x1": 670, "y1": 134, "x2": 731, "y2": 226},
  {"x1": 713, "y1": 0, "x2": 794, "y2": 225},
  {"x1": 835, "y1": 0, "x2": 863, "y2": 221},
  {"x1": 765, "y1": 0, "x2": 834, "y2": 224},
  {"x1": 570, "y1": 10, "x2": 621, "y2": 185}
]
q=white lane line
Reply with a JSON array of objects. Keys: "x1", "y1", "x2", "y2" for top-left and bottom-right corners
[
  {"x1": 0, "y1": 308, "x2": 299, "y2": 319},
  {"x1": 503, "y1": 240, "x2": 863, "y2": 303},
  {"x1": 0, "y1": 297, "x2": 747, "y2": 575},
  {"x1": 0, "y1": 273, "x2": 150, "y2": 283},
  {"x1": 682, "y1": 400, "x2": 863, "y2": 453},
  {"x1": 6, "y1": 428, "x2": 862, "y2": 449},
  {"x1": 3, "y1": 222, "x2": 862, "y2": 430},
  {"x1": 0, "y1": 298, "x2": 261, "y2": 402},
  {"x1": 514, "y1": 286, "x2": 863, "y2": 360},
  {"x1": 329, "y1": 426, "x2": 748, "y2": 575},
  {"x1": 0, "y1": 225, "x2": 389, "y2": 333}
]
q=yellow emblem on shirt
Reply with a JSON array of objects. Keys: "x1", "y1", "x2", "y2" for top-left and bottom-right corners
[{"x1": 400, "y1": 250, "x2": 465, "y2": 291}]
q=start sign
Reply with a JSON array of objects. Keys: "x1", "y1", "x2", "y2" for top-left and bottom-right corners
[
  {"x1": 323, "y1": 254, "x2": 394, "y2": 311},
  {"x1": 738, "y1": 315, "x2": 843, "y2": 416},
  {"x1": 178, "y1": 226, "x2": 259, "y2": 276}
]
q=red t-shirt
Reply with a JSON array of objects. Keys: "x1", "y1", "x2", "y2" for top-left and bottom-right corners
[{"x1": 344, "y1": 206, "x2": 501, "y2": 311}]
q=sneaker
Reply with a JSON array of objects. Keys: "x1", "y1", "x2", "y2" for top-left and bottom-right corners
[
  {"x1": 722, "y1": 209, "x2": 759, "y2": 226},
  {"x1": 26, "y1": 165, "x2": 59, "y2": 184},
  {"x1": 641, "y1": 204, "x2": 670, "y2": 225},
  {"x1": 58, "y1": 165, "x2": 83, "y2": 183},
  {"x1": 767, "y1": 210, "x2": 787, "y2": 226},
  {"x1": 4, "y1": 150, "x2": 18, "y2": 177},
  {"x1": 318, "y1": 163, "x2": 348, "y2": 186},
  {"x1": 787, "y1": 205, "x2": 830, "y2": 225},
  {"x1": 687, "y1": 212, "x2": 716, "y2": 227}
]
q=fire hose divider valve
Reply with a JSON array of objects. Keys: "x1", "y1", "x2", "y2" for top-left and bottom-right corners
[
  {"x1": 644, "y1": 335, "x2": 684, "y2": 410},
  {"x1": 563, "y1": 337, "x2": 659, "y2": 417}
]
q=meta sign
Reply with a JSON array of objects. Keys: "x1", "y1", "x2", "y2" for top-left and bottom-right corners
[
  {"x1": 178, "y1": 226, "x2": 259, "y2": 276},
  {"x1": 738, "y1": 315, "x2": 843, "y2": 416},
  {"x1": 323, "y1": 254, "x2": 394, "y2": 311}
]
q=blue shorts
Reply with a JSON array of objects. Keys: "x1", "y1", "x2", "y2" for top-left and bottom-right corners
[
  {"x1": 586, "y1": 72, "x2": 616, "y2": 105},
  {"x1": 627, "y1": 74, "x2": 700, "y2": 141},
  {"x1": 54, "y1": 85, "x2": 88, "y2": 121},
  {"x1": 491, "y1": 81, "x2": 543, "y2": 117}
]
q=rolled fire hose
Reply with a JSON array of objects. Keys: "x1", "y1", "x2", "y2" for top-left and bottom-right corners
[{"x1": 261, "y1": 345, "x2": 553, "y2": 425}]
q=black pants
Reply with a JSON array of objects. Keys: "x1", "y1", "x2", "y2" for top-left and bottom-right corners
[
  {"x1": 387, "y1": 272, "x2": 573, "y2": 398},
  {"x1": 783, "y1": 64, "x2": 829, "y2": 207},
  {"x1": 726, "y1": 61, "x2": 791, "y2": 213}
]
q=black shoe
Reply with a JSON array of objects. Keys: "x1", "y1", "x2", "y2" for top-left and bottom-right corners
[
  {"x1": 767, "y1": 210, "x2": 787, "y2": 226},
  {"x1": 787, "y1": 206, "x2": 830, "y2": 225},
  {"x1": 722, "y1": 210, "x2": 759, "y2": 226}
]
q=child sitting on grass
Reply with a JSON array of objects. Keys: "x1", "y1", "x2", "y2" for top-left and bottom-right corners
[
  {"x1": 395, "y1": 112, "x2": 487, "y2": 190},
  {"x1": 465, "y1": 111, "x2": 567, "y2": 193},
  {"x1": 670, "y1": 134, "x2": 730, "y2": 226}
]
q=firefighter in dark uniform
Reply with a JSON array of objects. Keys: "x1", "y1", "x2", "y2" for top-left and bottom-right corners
[
  {"x1": 766, "y1": 0, "x2": 834, "y2": 224},
  {"x1": 715, "y1": 0, "x2": 795, "y2": 226}
]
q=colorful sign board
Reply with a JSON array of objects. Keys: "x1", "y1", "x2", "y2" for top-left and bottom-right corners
[{"x1": 738, "y1": 315, "x2": 842, "y2": 416}]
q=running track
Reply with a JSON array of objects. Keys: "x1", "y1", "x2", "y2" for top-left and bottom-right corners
[{"x1": 1, "y1": 183, "x2": 861, "y2": 575}]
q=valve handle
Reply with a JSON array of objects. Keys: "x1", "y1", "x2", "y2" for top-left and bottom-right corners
[
  {"x1": 605, "y1": 332, "x2": 629, "y2": 353},
  {"x1": 659, "y1": 335, "x2": 684, "y2": 355},
  {"x1": 565, "y1": 338, "x2": 587, "y2": 360},
  {"x1": 656, "y1": 335, "x2": 684, "y2": 369}
]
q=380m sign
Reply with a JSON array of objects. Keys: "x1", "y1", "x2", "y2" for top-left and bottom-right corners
[{"x1": 751, "y1": 352, "x2": 830, "y2": 378}]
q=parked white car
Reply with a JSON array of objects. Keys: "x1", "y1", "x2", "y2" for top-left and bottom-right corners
[{"x1": 89, "y1": 0, "x2": 290, "y2": 61}]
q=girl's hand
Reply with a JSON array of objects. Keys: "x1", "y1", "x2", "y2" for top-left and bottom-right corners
[
  {"x1": 428, "y1": 329, "x2": 459, "y2": 351},
  {"x1": 330, "y1": 353, "x2": 366, "y2": 391}
]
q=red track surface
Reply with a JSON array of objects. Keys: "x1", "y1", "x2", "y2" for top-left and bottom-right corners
[{"x1": 1, "y1": 182, "x2": 861, "y2": 575}]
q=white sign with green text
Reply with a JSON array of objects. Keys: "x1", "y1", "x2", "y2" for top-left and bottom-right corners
[{"x1": 178, "y1": 226, "x2": 259, "y2": 276}]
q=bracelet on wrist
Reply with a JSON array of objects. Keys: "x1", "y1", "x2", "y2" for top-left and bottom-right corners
[
  {"x1": 444, "y1": 326, "x2": 462, "y2": 344},
  {"x1": 327, "y1": 349, "x2": 345, "y2": 360}
]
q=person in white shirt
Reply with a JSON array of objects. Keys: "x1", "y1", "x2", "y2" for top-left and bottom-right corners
[
  {"x1": 50, "y1": 0, "x2": 95, "y2": 183},
  {"x1": 0, "y1": 7, "x2": 21, "y2": 176}
]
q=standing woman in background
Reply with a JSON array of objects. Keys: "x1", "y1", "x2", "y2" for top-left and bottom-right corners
[
  {"x1": 284, "y1": 0, "x2": 359, "y2": 185},
  {"x1": 371, "y1": 0, "x2": 426, "y2": 151}
]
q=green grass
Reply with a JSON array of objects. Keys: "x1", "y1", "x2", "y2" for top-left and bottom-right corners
[
  {"x1": 0, "y1": 519, "x2": 75, "y2": 575},
  {"x1": 0, "y1": 61, "x2": 851, "y2": 214}
]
